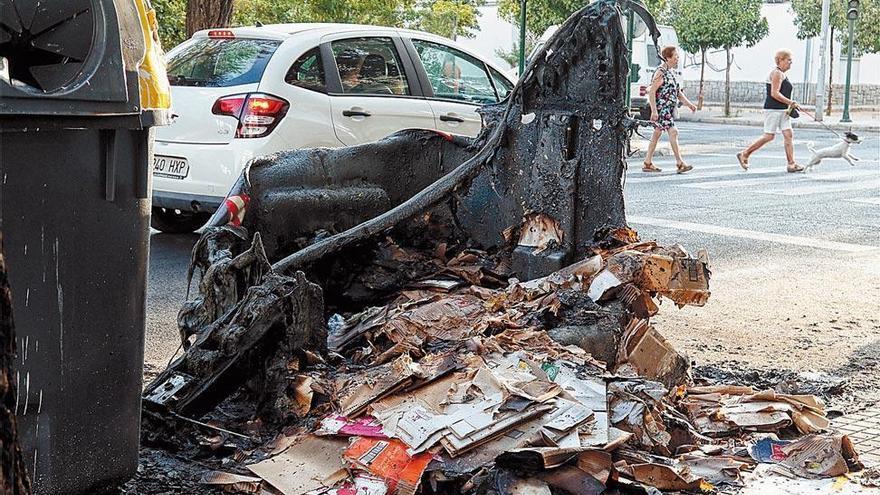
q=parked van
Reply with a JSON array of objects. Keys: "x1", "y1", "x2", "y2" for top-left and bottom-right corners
[{"x1": 529, "y1": 23, "x2": 680, "y2": 119}]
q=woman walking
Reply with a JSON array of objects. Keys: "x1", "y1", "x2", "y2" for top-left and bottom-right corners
[
  {"x1": 642, "y1": 46, "x2": 697, "y2": 174},
  {"x1": 736, "y1": 49, "x2": 803, "y2": 172}
]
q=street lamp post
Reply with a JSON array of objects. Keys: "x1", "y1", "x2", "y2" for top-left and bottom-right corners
[
  {"x1": 841, "y1": 0, "x2": 859, "y2": 123},
  {"x1": 815, "y1": 0, "x2": 830, "y2": 122},
  {"x1": 625, "y1": 10, "x2": 634, "y2": 114},
  {"x1": 518, "y1": 0, "x2": 527, "y2": 76}
]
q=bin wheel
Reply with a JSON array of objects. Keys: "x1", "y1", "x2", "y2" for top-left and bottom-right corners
[{"x1": 151, "y1": 207, "x2": 210, "y2": 234}]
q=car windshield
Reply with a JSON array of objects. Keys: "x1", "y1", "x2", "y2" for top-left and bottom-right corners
[{"x1": 166, "y1": 38, "x2": 280, "y2": 87}]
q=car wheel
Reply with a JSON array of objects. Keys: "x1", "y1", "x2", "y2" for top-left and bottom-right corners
[
  {"x1": 639, "y1": 106, "x2": 651, "y2": 120},
  {"x1": 150, "y1": 207, "x2": 210, "y2": 234}
]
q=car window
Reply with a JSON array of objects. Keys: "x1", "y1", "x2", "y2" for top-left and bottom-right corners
[
  {"x1": 647, "y1": 44, "x2": 660, "y2": 68},
  {"x1": 166, "y1": 38, "x2": 280, "y2": 87},
  {"x1": 489, "y1": 67, "x2": 513, "y2": 101},
  {"x1": 330, "y1": 37, "x2": 410, "y2": 96},
  {"x1": 286, "y1": 47, "x2": 326, "y2": 92},
  {"x1": 411, "y1": 40, "x2": 497, "y2": 104}
]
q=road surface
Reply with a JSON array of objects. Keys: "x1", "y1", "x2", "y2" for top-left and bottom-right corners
[{"x1": 145, "y1": 122, "x2": 880, "y2": 408}]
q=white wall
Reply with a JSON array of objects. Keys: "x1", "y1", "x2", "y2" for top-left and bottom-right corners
[{"x1": 463, "y1": 2, "x2": 880, "y2": 84}]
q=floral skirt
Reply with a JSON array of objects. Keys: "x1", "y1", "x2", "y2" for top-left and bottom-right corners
[{"x1": 652, "y1": 102, "x2": 676, "y2": 130}]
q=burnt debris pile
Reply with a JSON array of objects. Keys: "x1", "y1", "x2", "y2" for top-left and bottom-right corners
[
  {"x1": 144, "y1": 230, "x2": 864, "y2": 494},
  {"x1": 142, "y1": 1, "x2": 866, "y2": 493}
]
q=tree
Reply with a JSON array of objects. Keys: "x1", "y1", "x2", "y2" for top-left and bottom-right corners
[
  {"x1": 495, "y1": 32, "x2": 538, "y2": 68},
  {"x1": 185, "y1": 0, "x2": 234, "y2": 38},
  {"x1": 669, "y1": 0, "x2": 767, "y2": 116},
  {"x1": 498, "y1": 0, "x2": 668, "y2": 38},
  {"x1": 233, "y1": 0, "x2": 311, "y2": 27},
  {"x1": 293, "y1": 0, "x2": 417, "y2": 27},
  {"x1": 153, "y1": 0, "x2": 482, "y2": 51},
  {"x1": 790, "y1": 0, "x2": 880, "y2": 115},
  {"x1": 1, "y1": 233, "x2": 31, "y2": 495},
  {"x1": 413, "y1": 0, "x2": 484, "y2": 40},
  {"x1": 668, "y1": 0, "x2": 719, "y2": 109},
  {"x1": 790, "y1": 0, "x2": 880, "y2": 55},
  {"x1": 153, "y1": 0, "x2": 188, "y2": 49}
]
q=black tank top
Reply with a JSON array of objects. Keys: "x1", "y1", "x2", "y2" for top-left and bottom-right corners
[{"x1": 764, "y1": 69, "x2": 792, "y2": 110}]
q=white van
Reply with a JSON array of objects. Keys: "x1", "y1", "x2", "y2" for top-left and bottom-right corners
[{"x1": 529, "y1": 24, "x2": 680, "y2": 119}]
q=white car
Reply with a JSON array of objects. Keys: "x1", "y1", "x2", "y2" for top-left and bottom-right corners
[{"x1": 151, "y1": 24, "x2": 515, "y2": 233}]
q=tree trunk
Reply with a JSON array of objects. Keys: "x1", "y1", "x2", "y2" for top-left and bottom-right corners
[
  {"x1": 186, "y1": 0, "x2": 234, "y2": 37},
  {"x1": 0, "y1": 232, "x2": 31, "y2": 495},
  {"x1": 724, "y1": 47, "x2": 731, "y2": 117},
  {"x1": 826, "y1": 27, "x2": 835, "y2": 116},
  {"x1": 697, "y1": 48, "x2": 706, "y2": 110}
]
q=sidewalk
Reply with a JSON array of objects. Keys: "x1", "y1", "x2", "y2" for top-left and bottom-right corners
[{"x1": 678, "y1": 106, "x2": 880, "y2": 132}]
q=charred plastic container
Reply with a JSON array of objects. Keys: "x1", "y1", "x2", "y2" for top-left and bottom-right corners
[{"x1": 0, "y1": 0, "x2": 169, "y2": 492}]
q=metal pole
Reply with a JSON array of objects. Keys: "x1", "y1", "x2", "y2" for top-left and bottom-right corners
[
  {"x1": 815, "y1": 0, "x2": 831, "y2": 122},
  {"x1": 841, "y1": 18, "x2": 855, "y2": 123},
  {"x1": 625, "y1": 10, "x2": 634, "y2": 114},
  {"x1": 518, "y1": 0, "x2": 527, "y2": 76},
  {"x1": 802, "y1": 38, "x2": 812, "y2": 102}
]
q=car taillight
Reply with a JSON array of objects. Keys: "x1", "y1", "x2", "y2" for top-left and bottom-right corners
[
  {"x1": 208, "y1": 30, "x2": 235, "y2": 38},
  {"x1": 639, "y1": 85, "x2": 647, "y2": 96},
  {"x1": 212, "y1": 93, "x2": 289, "y2": 138}
]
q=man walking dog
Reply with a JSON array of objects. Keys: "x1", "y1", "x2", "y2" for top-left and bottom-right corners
[{"x1": 737, "y1": 49, "x2": 804, "y2": 173}]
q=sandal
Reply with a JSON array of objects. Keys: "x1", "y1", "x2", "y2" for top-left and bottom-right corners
[
  {"x1": 676, "y1": 163, "x2": 693, "y2": 174},
  {"x1": 642, "y1": 162, "x2": 662, "y2": 173},
  {"x1": 787, "y1": 163, "x2": 804, "y2": 173},
  {"x1": 736, "y1": 152, "x2": 749, "y2": 170}
]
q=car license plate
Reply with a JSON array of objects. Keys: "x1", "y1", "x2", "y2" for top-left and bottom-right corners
[{"x1": 153, "y1": 155, "x2": 189, "y2": 180}]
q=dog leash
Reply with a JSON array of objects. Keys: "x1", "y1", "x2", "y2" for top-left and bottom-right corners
[{"x1": 795, "y1": 107, "x2": 845, "y2": 139}]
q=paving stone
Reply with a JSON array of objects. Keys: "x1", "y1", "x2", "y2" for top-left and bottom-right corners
[{"x1": 834, "y1": 406, "x2": 880, "y2": 462}]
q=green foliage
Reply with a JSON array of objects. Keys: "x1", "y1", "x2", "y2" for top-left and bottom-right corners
[
  {"x1": 494, "y1": 32, "x2": 538, "y2": 68},
  {"x1": 154, "y1": 0, "x2": 483, "y2": 52},
  {"x1": 412, "y1": 0, "x2": 484, "y2": 40},
  {"x1": 790, "y1": 0, "x2": 880, "y2": 55},
  {"x1": 291, "y1": 0, "x2": 417, "y2": 26},
  {"x1": 668, "y1": 0, "x2": 768, "y2": 52},
  {"x1": 232, "y1": 0, "x2": 309, "y2": 27},
  {"x1": 497, "y1": 0, "x2": 668, "y2": 37},
  {"x1": 153, "y1": 0, "x2": 188, "y2": 49}
]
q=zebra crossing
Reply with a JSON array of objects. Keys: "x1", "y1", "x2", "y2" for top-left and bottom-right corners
[
  {"x1": 623, "y1": 123, "x2": 879, "y2": 255},
  {"x1": 626, "y1": 155, "x2": 880, "y2": 203}
]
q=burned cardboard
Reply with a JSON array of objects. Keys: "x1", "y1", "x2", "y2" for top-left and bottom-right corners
[
  {"x1": 616, "y1": 318, "x2": 690, "y2": 389},
  {"x1": 247, "y1": 435, "x2": 348, "y2": 495},
  {"x1": 681, "y1": 386, "x2": 831, "y2": 438},
  {"x1": 199, "y1": 471, "x2": 262, "y2": 494},
  {"x1": 344, "y1": 438, "x2": 434, "y2": 495},
  {"x1": 748, "y1": 434, "x2": 862, "y2": 479}
]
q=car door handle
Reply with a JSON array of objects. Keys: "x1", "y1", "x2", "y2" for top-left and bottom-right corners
[
  {"x1": 343, "y1": 109, "x2": 371, "y2": 117},
  {"x1": 439, "y1": 114, "x2": 464, "y2": 123}
]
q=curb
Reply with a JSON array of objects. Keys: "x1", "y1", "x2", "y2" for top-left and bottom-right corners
[{"x1": 678, "y1": 116, "x2": 880, "y2": 133}]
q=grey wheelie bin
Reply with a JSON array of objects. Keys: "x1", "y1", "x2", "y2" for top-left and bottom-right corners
[{"x1": 0, "y1": 0, "x2": 171, "y2": 492}]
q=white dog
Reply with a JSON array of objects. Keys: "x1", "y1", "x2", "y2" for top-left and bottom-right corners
[{"x1": 803, "y1": 132, "x2": 861, "y2": 171}]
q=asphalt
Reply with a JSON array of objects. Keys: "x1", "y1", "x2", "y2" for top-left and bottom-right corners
[
  {"x1": 626, "y1": 122, "x2": 880, "y2": 260},
  {"x1": 145, "y1": 122, "x2": 880, "y2": 408}
]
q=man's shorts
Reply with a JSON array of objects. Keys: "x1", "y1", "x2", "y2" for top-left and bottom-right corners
[{"x1": 763, "y1": 109, "x2": 792, "y2": 134}]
